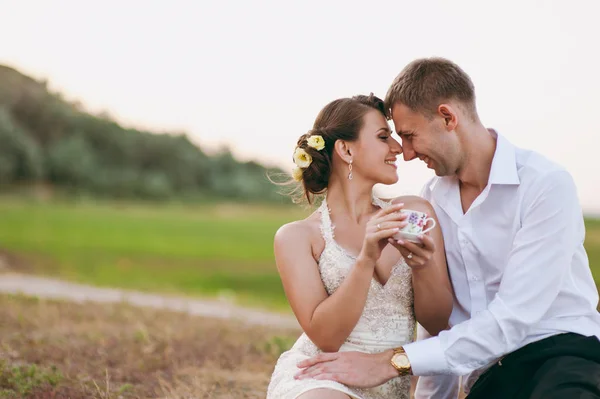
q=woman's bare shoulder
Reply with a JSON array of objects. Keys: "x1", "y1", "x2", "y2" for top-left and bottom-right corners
[
  {"x1": 274, "y1": 210, "x2": 323, "y2": 247},
  {"x1": 274, "y1": 209, "x2": 326, "y2": 264}
]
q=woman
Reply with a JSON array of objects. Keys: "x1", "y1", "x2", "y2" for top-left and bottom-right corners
[{"x1": 267, "y1": 94, "x2": 453, "y2": 399}]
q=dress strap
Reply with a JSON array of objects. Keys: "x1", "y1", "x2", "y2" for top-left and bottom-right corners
[
  {"x1": 318, "y1": 197, "x2": 335, "y2": 244},
  {"x1": 372, "y1": 195, "x2": 392, "y2": 210}
]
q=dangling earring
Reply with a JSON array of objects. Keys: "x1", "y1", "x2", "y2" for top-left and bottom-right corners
[{"x1": 348, "y1": 160, "x2": 353, "y2": 180}]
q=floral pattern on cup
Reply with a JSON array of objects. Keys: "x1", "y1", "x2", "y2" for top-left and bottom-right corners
[{"x1": 401, "y1": 210, "x2": 436, "y2": 235}]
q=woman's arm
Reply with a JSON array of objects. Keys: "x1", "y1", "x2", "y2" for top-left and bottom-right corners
[
  {"x1": 275, "y1": 223, "x2": 373, "y2": 352},
  {"x1": 275, "y1": 204, "x2": 406, "y2": 352}
]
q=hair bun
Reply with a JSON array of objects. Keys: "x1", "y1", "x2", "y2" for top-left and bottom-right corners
[{"x1": 282, "y1": 94, "x2": 386, "y2": 204}]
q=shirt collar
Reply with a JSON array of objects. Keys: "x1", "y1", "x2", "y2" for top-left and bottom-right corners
[
  {"x1": 488, "y1": 130, "x2": 520, "y2": 185},
  {"x1": 427, "y1": 130, "x2": 520, "y2": 221},
  {"x1": 426, "y1": 130, "x2": 520, "y2": 193}
]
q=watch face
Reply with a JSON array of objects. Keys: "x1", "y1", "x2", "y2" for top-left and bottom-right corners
[{"x1": 394, "y1": 354, "x2": 410, "y2": 368}]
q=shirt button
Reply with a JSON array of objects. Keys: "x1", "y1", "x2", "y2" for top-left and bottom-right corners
[{"x1": 471, "y1": 276, "x2": 479, "y2": 281}]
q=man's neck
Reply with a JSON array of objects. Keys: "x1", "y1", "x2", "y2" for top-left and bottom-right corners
[{"x1": 456, "y1": 126, "x2": 497, "y2": 192}]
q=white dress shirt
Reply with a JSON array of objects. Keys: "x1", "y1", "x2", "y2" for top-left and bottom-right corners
[{"x1": 404, "y1": 132, "x2": 600, "y2": 386}]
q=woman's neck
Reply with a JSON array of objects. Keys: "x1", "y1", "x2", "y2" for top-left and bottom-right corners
[{"x1": 325, "y1": 178, "x2": 375, "y2": 224}]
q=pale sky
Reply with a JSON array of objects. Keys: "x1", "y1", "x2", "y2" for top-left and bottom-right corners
[{"x1": 1, "y1": 0, "x2": 599, "y2": 213}]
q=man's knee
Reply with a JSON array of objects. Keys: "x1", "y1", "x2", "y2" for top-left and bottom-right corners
[{"x1": 526, "y1": 356, "x2": 600, "y2": 399}]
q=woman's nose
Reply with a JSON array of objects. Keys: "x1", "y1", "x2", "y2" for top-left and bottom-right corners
[{"x1": 390, "y1": 138, "x2": 403, "y2": 155}]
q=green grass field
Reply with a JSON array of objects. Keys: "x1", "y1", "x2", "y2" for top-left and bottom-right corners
[
  {"x1": 0, "y1": 199, "x2": 309, "y2": 310},
  {"x1": 1, "y1": 199, "x2": 599, "y2": 311}
]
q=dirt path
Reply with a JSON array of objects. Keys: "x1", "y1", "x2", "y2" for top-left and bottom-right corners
[{"x1": 0, "y1": 272, "x2": 300, "y2": 330}]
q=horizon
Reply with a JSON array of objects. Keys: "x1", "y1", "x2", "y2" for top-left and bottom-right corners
[{"x1": 1, "y1": 0, "x2": 599, "y2": 214}]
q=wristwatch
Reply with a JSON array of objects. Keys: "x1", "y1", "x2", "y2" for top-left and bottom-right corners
[{"x1": 390, "y1": 347, "x2": 412, "y2": 376}]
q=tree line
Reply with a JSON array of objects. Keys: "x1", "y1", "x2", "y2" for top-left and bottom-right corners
[{"x1": 0, "y1": 65, "x2": 287, "y2": 202}]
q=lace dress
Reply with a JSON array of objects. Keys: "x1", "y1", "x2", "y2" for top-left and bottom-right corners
[{"x1": 267, "y1": 197, "x2": 416, "y2": 399}]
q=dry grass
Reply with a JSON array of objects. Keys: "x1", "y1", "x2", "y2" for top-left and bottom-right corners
[{"x1": 0, "y1": 294, "x2": 299, "y2": 398}]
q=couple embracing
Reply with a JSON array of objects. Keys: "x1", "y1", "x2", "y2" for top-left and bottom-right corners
[{"x1": 266, "y1": 58, "x2": 600, "y2": 399}]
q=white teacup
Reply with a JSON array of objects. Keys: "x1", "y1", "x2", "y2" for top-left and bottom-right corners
[{"x1": 394, "y1": 209, "x2": 436, "y2": 243}]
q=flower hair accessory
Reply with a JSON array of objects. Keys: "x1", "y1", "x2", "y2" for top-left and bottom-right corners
[
  {"x1": 293, "y1": 148, "x2": 312, "y2": 168},
  {"x1": 306, "y1": 135, "x2": 325, "y2": 151},
  {"x1": 291, "y1": 134, "x2": 325, "y2": 181},
  {"x1": 292, "y1": 166, "x2": 304, "y2": 181}
]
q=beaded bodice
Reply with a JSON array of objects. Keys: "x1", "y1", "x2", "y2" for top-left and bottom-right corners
[
  {"x1": 268, "y1": 196, "x2": 416, "y2": 399},
  {"x1": 316, "y1": 196, "x2": 415, "y2": 345}
]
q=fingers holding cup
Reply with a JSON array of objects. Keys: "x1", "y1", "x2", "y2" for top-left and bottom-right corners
[{"x1": 392, "y1": 233, "x2": 435, "y2": 267}]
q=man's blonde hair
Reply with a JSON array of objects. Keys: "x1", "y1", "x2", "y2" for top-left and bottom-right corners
[{"x1": 385, "y1": 57, "x2": 477, "y2": 120}]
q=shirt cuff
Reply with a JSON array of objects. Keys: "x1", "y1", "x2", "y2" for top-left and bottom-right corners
[{"x1": 403, "y1": 336, "x2": 452, "y2": 376}]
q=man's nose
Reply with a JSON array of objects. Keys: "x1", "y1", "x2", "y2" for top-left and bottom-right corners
[{"x1": 402, "y1": 144, "x2": 417, "y2": 161}]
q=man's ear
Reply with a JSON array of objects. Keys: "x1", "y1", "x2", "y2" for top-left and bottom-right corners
[
  {"x1": 438, "y1": 104, "x2": 458, "y2": 131},
  {"x1": 334, "y1": 139, "x2": 353, "y2": 163}
]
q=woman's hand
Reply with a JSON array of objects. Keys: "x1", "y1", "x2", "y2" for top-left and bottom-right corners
[
  {"x1": 390, "y1": 233, "x2": 436, "y2": 269},
  {"x1": 358, "y1": 203, "x2": 408, "y2": 264}
]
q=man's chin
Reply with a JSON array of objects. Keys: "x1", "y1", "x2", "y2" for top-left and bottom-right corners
[
  {"x1": 433, "y1": 167, "x2": 448, "y2": 177},
  {"x1": 435, "y1": 172, "x2": 454, "y2": 178}
]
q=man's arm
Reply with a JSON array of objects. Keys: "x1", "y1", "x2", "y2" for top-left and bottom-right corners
[
  {"x1": 413, "y1": 324, "x2": 461, "y2": 399},
  {"x1": 405, "y1": 169, "x2": 583, "y2": 375}
]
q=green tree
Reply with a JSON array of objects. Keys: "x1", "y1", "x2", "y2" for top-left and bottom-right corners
[{"x1": 0, "y1": 107, "x2": 43, "y2": 184}]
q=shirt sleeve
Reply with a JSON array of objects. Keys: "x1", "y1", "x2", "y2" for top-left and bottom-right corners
[{"x1": 404, "y1": 170, "x2": 584, "y2": 376}]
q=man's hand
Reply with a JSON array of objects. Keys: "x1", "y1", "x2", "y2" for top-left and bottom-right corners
[{"x1": 294, "y1": 350, "x2": 399, "y2": 388}]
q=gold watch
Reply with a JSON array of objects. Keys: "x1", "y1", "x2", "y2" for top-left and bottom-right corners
[{"x1": 390, "y1": 347, "x2": 412, "y2": 376}]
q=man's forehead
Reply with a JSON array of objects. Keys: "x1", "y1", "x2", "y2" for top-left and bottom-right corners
[
  {"x1": 391, "y1": 103, "x2": 417, "y2": 119},
  {"x1": 390, "y1": 108, "x2": 412, "y2": 132},
  {"x1": 391, "y1": 104, "x2": 426, "y2": 130}
]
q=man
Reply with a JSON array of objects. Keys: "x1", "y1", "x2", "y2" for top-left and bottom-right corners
[{"x1": 295, "y1": 58, "x2": 600, "y2": 398}]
